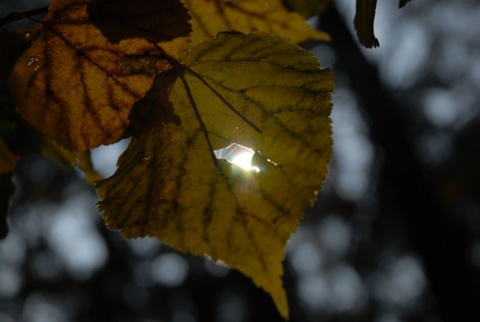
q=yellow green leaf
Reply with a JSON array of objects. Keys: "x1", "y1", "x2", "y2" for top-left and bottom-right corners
[
  {"x1": 354, "y1": 0, "x2": 379, "y2": 48},
  {"x1": 96, "y1": 31, "x2": 333, "y2": 318},
  {"x1": 182, "y1": 0, "x2": 330, "y2": 44},
  {"x1": 41, "y1": 137, "x2": 102, "y2": 183},
  {"x1": 7, "y1": 0, "x2": 191, "y2": 151},
  {"x1": 0, "y1": 137, "x2": 18, "y2": 174},
  {"x1": 282, "y1": 0, "x2": 331, "y2": 18}
]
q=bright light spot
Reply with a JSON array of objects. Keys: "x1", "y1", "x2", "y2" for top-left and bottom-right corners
[
  {"x1": 214, "y1": 143, "x2": 260, "y2": 173},
  {"x1": 231, "y1": 152, "x2": 260, "y2": 173}
]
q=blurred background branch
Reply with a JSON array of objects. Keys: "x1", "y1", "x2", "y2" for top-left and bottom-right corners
[{"x1": 321, "y1": 3, "x2": 480, "y2": 320}]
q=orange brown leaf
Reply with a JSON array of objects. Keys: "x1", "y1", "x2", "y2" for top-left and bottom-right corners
[{"x1": 7, "y1": 0, "x2": 191, "y2": 151}]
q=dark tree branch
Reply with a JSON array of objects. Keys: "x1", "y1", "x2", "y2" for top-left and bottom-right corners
[
  {"x1": 321, "y1": 4, "x2": 480, "y2": 321},
  {"x1": 0, "y1": 6, "x2": 48, "y2": 27}
]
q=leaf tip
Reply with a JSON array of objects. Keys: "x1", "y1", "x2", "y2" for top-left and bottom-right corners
[
  {"x1": 356, "y1": 35, "x2": 380, "y2": 48},
  {"x1": 354, "y1": 0, "x2": 380, "y2": 48},
  {"x1": 399, "y1": 0, "x2": 412, "y2": 8}
]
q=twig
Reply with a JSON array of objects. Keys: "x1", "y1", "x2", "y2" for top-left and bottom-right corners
[{"x1": 0, "y1": 6, "x2": 48, "y2": 27}]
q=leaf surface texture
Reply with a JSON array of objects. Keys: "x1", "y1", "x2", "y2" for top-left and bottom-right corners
[
  {"x1": 7, "y1": 0, "x2": 191, "y2": 150},
  {"x1": 96, "y1": 31, "x2": 333, "y2": 318},
  {"x1": 182, "y1": 0, "x2": 330, "y2": 43}
]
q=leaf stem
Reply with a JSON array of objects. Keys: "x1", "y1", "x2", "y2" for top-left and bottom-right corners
[{"x1": 0, "y1": 6, "x2": 48, "y2": 27}]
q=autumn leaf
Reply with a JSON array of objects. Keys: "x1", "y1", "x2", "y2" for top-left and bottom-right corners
[
  {"x1": 96, "y1": 31, "x2": 334, "y2": 318},
  {"x1": 354, "y1": 0, "x2": 379, "y2": 48},
  {"x1": 282, "y1": 0, "x2": 331, "y2": 18},
  {"x1": 7, "y1": 0, "x2": 191, "y2": 151},
  {"x1": 182, "y1": 0, "x2": 330, "y2": 44}
]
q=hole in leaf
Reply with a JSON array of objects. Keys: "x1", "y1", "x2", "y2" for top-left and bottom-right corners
[{"x1": 214, "y1": 143, "x2": 260, "y2": 173}]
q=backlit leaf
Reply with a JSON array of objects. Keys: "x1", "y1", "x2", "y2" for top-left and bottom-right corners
[
  {"x1": 354, "y1": 0, "x2": 379, "y2": 48},
  {"x1": 182, "y1": 0, "x2": 330, "y2": 44},
  {"x1": 282, "y1": 0, "x2": 331, "y2": 18},
  {"x1": 7, "y1": 0, "x2": 191, "y2": 151},
  {"x1": 96, "y1": 31, "x2": 334, "y2": 318}
]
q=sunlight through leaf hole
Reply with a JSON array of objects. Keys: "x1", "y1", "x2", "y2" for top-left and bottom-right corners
[{"x1": 214, "y1": 143, "x2": 260, "y2": 173}]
